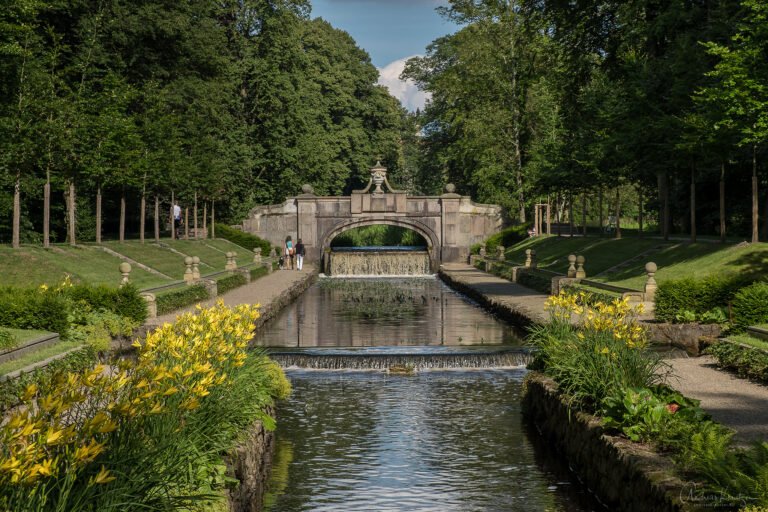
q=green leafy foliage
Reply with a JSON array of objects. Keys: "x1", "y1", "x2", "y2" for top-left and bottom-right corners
[
  {"x1": 482, "y1": 224, "x2": 530, "y2": 256},
  {"x1": 68, "y1": 310, "x2": 139, "y2": 352},
  {"x1": 331, "y1": 225, "x2": 426, "y2": 247},
  {"x1": 249, "y1": 265, "x2": 269, "y2": 282},
  {"x1": 156, "y1": 285, "x2": 209, "y2": 316},
  {"x1": 732, "y1": 282, "x2": 768, "y2": 331},
  {"x1": 214, "y1": 224, "x2": 271, "y2": 255},
  {"x1": 66, "y1": 284, "x2": 147, "y2": 324},
  {"x1": 0, "y1": 329, "x2": 18, "y2": 351},
  {"x1": 216, "y1": 273, "x2": 247, "y2": 296},
  {"x1": 515, "y1": 270, "x2": 552, "y2": 294},
  {"x1": 562, "y1": 285, "x2": 620, "y2": 307},
  {"x1": 707, "y1": 340, "x2": 768, "y2": 383},
  {"x1": 654, "y1": 276, "x2": 745, "y2": 323},
  {"x1": 0, "y1": 287, "x2": 70, "y2": 336}
]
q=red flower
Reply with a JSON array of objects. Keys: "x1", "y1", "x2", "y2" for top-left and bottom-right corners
[{"x1": 666, "y1": 403, "x2": 680, "y2": 414}]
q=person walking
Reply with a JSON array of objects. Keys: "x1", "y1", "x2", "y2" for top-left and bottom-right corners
[
  {"x1": 285, "y1": 236, "x2": 295, "y2": 270},
  {"x1": 295, "y1": 238, "x2": 306, "y2": 270},
  {"x1": 173, "y1": 203, "x2": 182, "y2": 239}
]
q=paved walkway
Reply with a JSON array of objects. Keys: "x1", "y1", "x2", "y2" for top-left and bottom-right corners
[
  {"x1": 440, "y1": 263, "x2": 768, "y2": 445},
  {"x1": 147, "y1": 264, "x2": 316, "y2": 327}
]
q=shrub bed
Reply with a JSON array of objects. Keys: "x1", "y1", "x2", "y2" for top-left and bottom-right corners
[
  {"x1": 214, "y1": 223, "x2": 272, "y2": 255},
  {"x1": 529, "y1": 292, "x2": 768, "y2": 508},
  {"x1": 0, "y1": 287, "x2": 70, "y2": 336},
  {"x1": 156, "y1": 284, "x2": 210, "y2": 316},
  {"x1": 654, "y1": 275, "x2": 745, "y2": 323},
  {"x1": 707, "y1": 339, "x2": 768, "y2": 383},
  {"x1": 731, "y1": 282, "x2": 768, "y2": 332},
  {"x1": 482, "y1": 223, "x2": 530, "y2": 255},
  {"x1": 67, "y1": 284, "x2": 147, "y2": 324},
  {"x1": 516, "y1": 269, "x2": 552, "y2": 294},
  {"x1": 217, "y1": 273, "x2": 248, "y2": 295},
  {"x1": 250, "y1": 265, "x2": 269, "y2": 281},
  {"x1": 0, "y1": 302, "x2": 290, "y2": 511}
]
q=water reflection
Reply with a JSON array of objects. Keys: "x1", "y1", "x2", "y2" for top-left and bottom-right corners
[
  {"x1": 254, "y1": 278, "x2": 521, "y2": 348},
  {"x1": 262, "y1": 371, "x2": 603, "y2": 512}
]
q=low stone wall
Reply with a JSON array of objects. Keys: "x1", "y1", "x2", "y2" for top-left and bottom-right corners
[
  {"x1": 254, "y1": 271, "x2": 317, "y2": 329},
  {"x1": 646, "y1": 322, "x2": 721, "y2": 356},
  {"x1": 523, "y1": 373, "x2": 693, "y2": 512},
  {"x1": 225, "y1": 406, "x2": 276, "y2": 512}
]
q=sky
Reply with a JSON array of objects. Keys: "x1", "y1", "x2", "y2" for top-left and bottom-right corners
[{"x1": 309, "y1": 0, "x2": 458, "y2": 111}]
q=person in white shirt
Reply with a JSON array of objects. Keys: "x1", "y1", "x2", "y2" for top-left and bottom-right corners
[{"x1": 173, "y1": 203, "x2": 182, "y2": 238}]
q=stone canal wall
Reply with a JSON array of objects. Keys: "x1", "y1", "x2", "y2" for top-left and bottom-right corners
[
  {"x1": 225, "y1": 406, "x2": 276, "y2": 512},
  {"x1": 522, "y1": 373, "x2": 693, "y2": 512}
]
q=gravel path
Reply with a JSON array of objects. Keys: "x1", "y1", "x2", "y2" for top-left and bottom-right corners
[
  {"x1": 147, "y1": 264, "x2": 316, "y2": 327},
  {"x1": 665, "y1": 356, "x2": 768, "y2": 445}
]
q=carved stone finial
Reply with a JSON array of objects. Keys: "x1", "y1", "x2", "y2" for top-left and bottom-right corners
[
  {"x1": 301, "y1": 184, "x2": 314, "y2": 195},
  {"x1": 479, "y1": 245, "x2": 487, "y2": 258},
  {"x1": 119, "y1": 262, "x2": 131, "y2": 286},
  {"x1": 445, "y1": 183, "x2": 456, "y2": 194},
  {"x1": 184, "y1": 256, "x2": 194, "y2": 284},
  {"x1": 529, "y1": 249, "x2": 537, "y2": 269},
  {"x1": 192, "y1": 256, "x2": 201, "y2": 280},
  {"x1": 645, "y1": 262, "x2": 658, "y2": 300},
  {"x1": 496, "y1": 245, "x2": 505, "y2": 261},
  {"x1": 575, "y1": 255, "x2": 586, "y2": 279},
  {"x1": 225, "y1": 251, "x2": 237, "y2": 271},
  {"x1": 253, "y1": 247, "x2": 262, "y2": 264},
  {"x1": 567, "y1": 254, "x2": 577, "y2": 278}
]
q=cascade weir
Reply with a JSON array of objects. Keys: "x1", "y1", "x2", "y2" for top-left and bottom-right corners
[
  {"x1": 327, "y1": 247, "x2": 431, "y2": 276},
  {"x1": 267, "y1": 347, "x2": 533, "y2": 370}
]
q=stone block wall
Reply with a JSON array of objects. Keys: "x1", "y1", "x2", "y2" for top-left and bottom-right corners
[{"x1": 522, "y1": 373, "x2": 693, "y2": 512}]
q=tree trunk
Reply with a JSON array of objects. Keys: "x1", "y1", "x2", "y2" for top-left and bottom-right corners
[
  {"x1": 720, "y1": 161, "x2": 726, "y2": 244},
  {"x1": 763, "y1": 191, "x2": 768, "y2": 242},
  {"x1": 598, "y1": 187, "x2": 604, "y2": 237},
  {"x1": 119, "y1": 193, "x2": 126, "y2": 243},
  {"x1": 568, "y1": 193, "x2": 574, "y2": 236},
  {"x1": 95, "y1": 185, "x2": 101, "y2": 244},
  {"x1": 211, "y1": 200, "x2": 215, "y2": 238},
  {"x1": 658, "y1": 171, "x2": 669, "y2": 240},
  {"x1": 44, "y1": 179, "x2": 51, "y2": 248},
  {"x1": 67, "y1": 181, "x2": 76, "y2": 246},
  {"x1": 555, "y1": 192, "x2": 561, "y2": 236},
  {"x1": 638, "y1": 187, "x2": 643, "y2": 237},
  {"x1": 194, "y1": 191, "x2": 198, "y2": 239},
  {"x1": 690, "y1": 164, "x2": 696, "y2": 243},
  {"x1": 184, "y1": 207, "x2": 189, "y2": 239},
  {"x1": 12, "y1": 177, "x2": 20, "y2": 249},
  {"x1": 581, "y1": 192, "x2": 587, "y2": 236},
  {"x1": 752, "y1": 145, "x2": 759, "y2": 243},
  {"x1": 614, "y1": 187, "x2": 621, "y2": 240},
  {"x1": 140, "y1": 189, "x2": 146, "y2": 243},
  {"x1": 203, "y1": 202, "x2": 207, "y2": 238},
  {"x1": 154, "y1": 195, "x2": 160, "y2": 242}
]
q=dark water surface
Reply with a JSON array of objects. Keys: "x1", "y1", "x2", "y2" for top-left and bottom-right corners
[{"x1": 254, "y1": 278, "x2": 604, "y2": 511}]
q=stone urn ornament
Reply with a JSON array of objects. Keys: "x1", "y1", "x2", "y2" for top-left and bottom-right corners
[{"x1": 353, "y1": 160, "x2": 402, "y2": 194}]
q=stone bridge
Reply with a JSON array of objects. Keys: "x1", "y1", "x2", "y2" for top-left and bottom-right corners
[{"x1": 241, "y1": 163, "x2": 502, "y2": 271}]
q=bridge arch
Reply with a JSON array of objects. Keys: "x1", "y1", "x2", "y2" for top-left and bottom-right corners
[{"x1": 319, "y1": 218, "x2": 441, "y2": 272}]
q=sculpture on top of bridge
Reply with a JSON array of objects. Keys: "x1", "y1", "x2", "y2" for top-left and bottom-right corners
[{"x1": 354, "y1": 161, "x2": 403, "y2": 195}]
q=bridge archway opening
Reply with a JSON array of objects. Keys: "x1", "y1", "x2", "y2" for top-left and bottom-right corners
[{"x1": 329, "y1": 224, "x2": 427, "y2": 248}]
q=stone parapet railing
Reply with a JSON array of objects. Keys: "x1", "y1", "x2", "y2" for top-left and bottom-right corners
[{"x1": 523, "y1": 373, "x2": 694, "y2": 512}]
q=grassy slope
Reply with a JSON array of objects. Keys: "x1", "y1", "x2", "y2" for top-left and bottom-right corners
[
  {"x1": 3, "y1": 328, "x2": 55, "y2": 344},
  {"x1": 506, "y1": 236, "x2": 768, "y2": 290},
  {"x1": 101, "y1": 241, "x2": 188, "y2": 280},
  {"x1": 0, "y1": 340, "x2": 82, "y2": 375},
  {"x1": 0, "y1": 244, "x2": 167, "y2": 289}
]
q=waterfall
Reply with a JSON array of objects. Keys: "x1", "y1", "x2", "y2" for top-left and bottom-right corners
[
  {"x1": 268, "y1": 349, "x2": 532, "y2": 370},
  {"x1": 328, "y1": 250, "x2": 431, "y2": 276}
]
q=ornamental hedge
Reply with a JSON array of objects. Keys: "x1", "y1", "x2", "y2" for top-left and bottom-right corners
[
  {"x1": 156, "y1": 285, "x2": 210, "y2": 316},
  {"x1": 0, "y1": 287, "x2": 70, "y2": 336},
  {"x1": 216, "y1": 273, "x2": 247, "y2": 295},
  {"x1": 731, "y1": 282, "x2": 768, "y2": 332},
  {"x1": 653, "y1": 275, "x2": 745, "y2": 323},
  {"x1": 214, "y1": 223, "x2": 272, "y2": 255}
]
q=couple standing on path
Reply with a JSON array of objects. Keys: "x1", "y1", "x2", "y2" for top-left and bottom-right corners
[{"x1": 284, "y1": 236, "x2": 305, "y2": 270}]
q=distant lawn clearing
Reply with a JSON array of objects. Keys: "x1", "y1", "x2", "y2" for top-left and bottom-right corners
[{"x1": 0, "y1": 244, "x2": 168, "y2": 289}]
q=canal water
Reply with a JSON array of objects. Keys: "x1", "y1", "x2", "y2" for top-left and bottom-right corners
[{"x1": 253, "y1": 278, "x2": 604, "y2": 511}]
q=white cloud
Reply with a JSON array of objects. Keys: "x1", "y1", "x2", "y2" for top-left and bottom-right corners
[{"x1": 377, "y1": 56, "x2": 430, "y2": 112}]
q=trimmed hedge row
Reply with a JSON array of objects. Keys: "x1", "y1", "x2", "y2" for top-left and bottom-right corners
[
  {"x1": 473, "y1": 223, "x2": 530, "y2": 255},
  {"x1": 561, "y1": 284, "x2": 620, "y2": 306},
  {"x1": 516, "y1": 270, "x2": 552, "y2": 294},
  {"x1": 707, "y1": 340, "x2": 768, "y2": 383},
  {"x1": 217, "y1": 273, "x2": 247, "y2": 295},
  {"x1": 214, "y1": 223, "x2": 272, "y2": 255},
  {"x1": 68, "y1": 284, "x2": 147, "y2": 324},
  {"x1": 156, "y1": 285, "x2": 210, "y2": 316},
  {"x1": 0, "y1": 288, "x2": 70, "y2": 336},
  {"x1": 654, "y1": 275, "x2": 746, "y2": 322},
  {"x1": 250, "y1": 265, "x2": 269, "y2": 281},
  {"x1": 732, "y1": 282, "x2": 768, "y2": 331},
  {"x1": 0, "y1": 346, "x2": 97, "y2": 410}
]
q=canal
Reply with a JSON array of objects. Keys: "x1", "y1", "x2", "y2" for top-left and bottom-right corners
[{"x1": 252, "y1": 277, "x2": 604, "y2": 511}]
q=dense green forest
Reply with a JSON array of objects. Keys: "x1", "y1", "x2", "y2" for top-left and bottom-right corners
[
  {"x1": 0, "y1": 0, "x2": 410, "y2": 246},
  {"x1": 404, "y1": 0, "x2": 768, "y2": 241},
  {"x1": 2, "y1": 0, "x2": 767, "y2": 246}
]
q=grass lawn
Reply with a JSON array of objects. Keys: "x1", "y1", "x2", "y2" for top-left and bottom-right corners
[
  {"x1": 504, "y1": 236, "x2": 768, "y2": 291},
  {"x1": 3, "y1": 328, "x2": 55, "y2": 345},
  {"x1": 0, "y1": 244, "x2": 168, "y2": 289},
  {"x1": 0, "y1": 340, "x2": 83, "y2": 376},
  {"x1": 161, "y1": 240, "x2": 229, "y2": 273},
  {"x1": 728, "y1": 334, "x2": 768, "y2": 352},
  {"x1": 205, "y1": 238, "x2": 257, "y2": 264},
  {"x1": 101, "y1": 241, "x2": 188, "y2": 280}
]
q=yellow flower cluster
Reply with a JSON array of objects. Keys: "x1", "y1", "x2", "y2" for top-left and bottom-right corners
[
  {"x1": 0, "y1": 300, "x2": 260, "y2": 487},
  {"x1": 545, "y1": 290, "x2": 647, "y2": 349}
]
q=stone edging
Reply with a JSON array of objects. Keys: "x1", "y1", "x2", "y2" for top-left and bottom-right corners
[
  {"x1": 254, "y1": 271, "x2": 318, "y2": 329},
  {"x1": 0, "y1": 332, "x2": 60, "y2": 365},
  {"x1": 438, "y1": 269, "x2": 541, "y2": 330},
  {"x1": 225, "y1": 406, "x2": 276, "y2": 512},
  {"x1": 522, "y1": 372, "x2": 694, "y2": 512}
]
